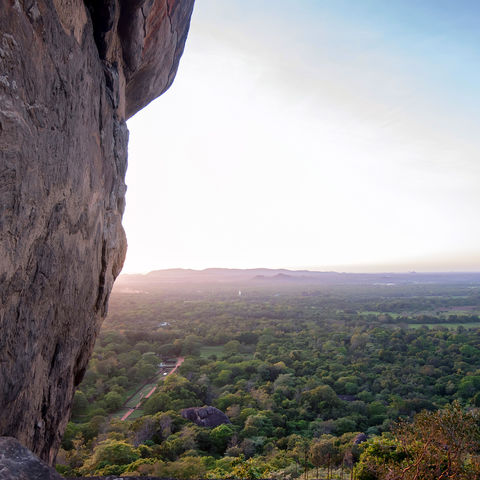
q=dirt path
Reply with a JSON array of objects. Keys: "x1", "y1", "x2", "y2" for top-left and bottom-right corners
[
  {"x1": 120, "y1": 357, "x2": 185, "y2": 421},
  {"x1": 120, "y1": 408, "x2": 135, "y2": 421},
  {"x1": 166, "y1": 356, "x2": 185, "y2": 376}
]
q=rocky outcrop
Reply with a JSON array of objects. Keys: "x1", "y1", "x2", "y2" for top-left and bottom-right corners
[
  {"x1": 181, "y1": 406, "x2": 231, "y2": 428},
  {"x1": 0, "y1": 437, "x2": 63, "y2": 480},
  {"x1": 0, "y1": 0, "x2": 194, "y2": 465},
  {"x1": 353, "y1": 433, "x2": 367, "y2": 445}
]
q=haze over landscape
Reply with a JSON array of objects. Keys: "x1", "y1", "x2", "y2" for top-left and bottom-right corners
[
  {"x1": 7, "y1": 1, "x2": 480, "y2": 477},
  {"x1": 123, "y1": 0, "x2": 480, "y2": 274}
]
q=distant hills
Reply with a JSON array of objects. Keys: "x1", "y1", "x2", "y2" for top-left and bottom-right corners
[{"x1": 115, "y1": 268, "x2": 480, "y2": 288}]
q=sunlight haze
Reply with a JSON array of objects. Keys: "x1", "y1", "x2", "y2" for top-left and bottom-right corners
[{"x1": 122, "y1": 0, "x2": 480, "y2": 274}]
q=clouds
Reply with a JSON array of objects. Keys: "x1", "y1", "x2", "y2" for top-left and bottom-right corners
[{"x1": 122, "y1": 0, "x2": 480, "y2": 273}]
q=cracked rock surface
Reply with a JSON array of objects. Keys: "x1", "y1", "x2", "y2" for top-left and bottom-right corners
[
  {"x1": 0, "y1": 437, "x2": 63, "y2": 480},
  {"x1": 0, "y1": 0, "x2": 194, "y2": 465}
]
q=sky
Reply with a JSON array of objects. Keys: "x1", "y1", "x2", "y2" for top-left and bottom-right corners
[{"x1": 122, "y1": 0, "x2": 480, "y2": 274}]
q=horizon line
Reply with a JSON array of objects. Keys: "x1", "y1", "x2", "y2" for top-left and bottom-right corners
[{"x1": 119, "y1": 266, "x2": 480, "y2": 276}]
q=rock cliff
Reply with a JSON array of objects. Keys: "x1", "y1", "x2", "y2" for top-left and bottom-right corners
[{"x1": 0, "y1": 0, "x2": 194, "y2": 465}]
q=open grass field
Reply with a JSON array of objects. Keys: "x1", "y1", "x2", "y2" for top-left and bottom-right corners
[
  {"x1": 111, "y1": 407, "x2": 131, "y2": 420},
  {"x1": 360, "y1": 311, "x2": 401, "y2": 318},
  {"x1": 408, "y1": 322, "x2": 480, "y2": 330},
  {"x1": 125, "y1": 382, "x2": 158, "y2": 408},
  {"x1": 437, "y1": 309, "x2": 480, "y2": 315},
  {"x1": 199, "y1": 345, "x2": 225, "y2": 358},
  {"x1": 127, "y1": 408, "x2": 145, "y2": 420},
  {"x1": 110, "y1": 361, "x2": 182, "y2": 421}
]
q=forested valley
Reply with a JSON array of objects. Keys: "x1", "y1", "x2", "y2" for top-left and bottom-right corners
[{"x1": 58, "y1": 273, "x2": 480, "y2": 479}]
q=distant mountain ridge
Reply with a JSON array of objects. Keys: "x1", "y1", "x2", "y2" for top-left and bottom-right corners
[{"x1": 116, "y1": 268, "x2": 480, "y2": 286}]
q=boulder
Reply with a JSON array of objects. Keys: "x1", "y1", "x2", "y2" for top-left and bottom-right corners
[
  {"x1": 353, "y1": 432, "x2": 368, "y2": 445},
  {"x1": 0, "y1": 437, "x2": 63, "y2": 480},
  {"x1": 181, "y1": 406, "x2": 231, "y2": 428}
]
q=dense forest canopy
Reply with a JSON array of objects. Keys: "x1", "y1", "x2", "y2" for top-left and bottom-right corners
[{"x1": 58, "y1": 274, "x2": 480, "y2": 478}]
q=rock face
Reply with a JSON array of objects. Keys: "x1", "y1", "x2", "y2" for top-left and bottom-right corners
[
  {"x1": 353, "y1": 432, "x2": 368, "y2": 445},
  {"x1": 0, "y1": 0, "x2": 194, "y2": 465},
  {"x1": 0, "y1": 437, "x2": 63, "y2": 480},
  {"x1": 181, "y1": 406, "x2": 231, "y2": 428}
]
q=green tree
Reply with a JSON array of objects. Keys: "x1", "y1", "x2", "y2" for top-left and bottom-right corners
[
  {"x1": 210, "y1": 424, "x2": 234, "y2": 454},
  {"x1": 71, "y1": 391, "x2": 89, "y2": 418},
  {"x1": 458, "y1": 375, "x2": 480, "y2": 399},
  {"x1": 104, "y1": 391, "x2": 123, "y2": 412},
  {"x1": 310, "y1": 437, "x2": 337, "y2": 480},
  {"x1": 81, "y1": 439, "x2": 139, "y2": 475},
  {"x1": 356, "y1": 402, "x2": 480, "y2": 480},
  {"x1": 143, "y1": 392, "x2": 172, "y2": 415}
]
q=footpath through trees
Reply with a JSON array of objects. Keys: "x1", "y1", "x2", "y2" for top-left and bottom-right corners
[{"x1": 118, "y1": 357, "x2": 185, "y2": 421}]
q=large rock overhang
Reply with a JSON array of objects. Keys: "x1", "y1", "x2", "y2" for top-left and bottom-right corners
[{"x1": 0, "y1": 0, "x2": 194, "y2": 464}]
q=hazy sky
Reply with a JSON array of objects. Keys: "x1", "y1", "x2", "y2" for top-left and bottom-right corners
[{"x1": 123, "y1": 0, "x2": 480, "y2": 274}]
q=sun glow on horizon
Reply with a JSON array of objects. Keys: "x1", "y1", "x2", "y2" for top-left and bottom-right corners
[{"x1": 122, "y1": 0, "x2": 480, "y2": 275}]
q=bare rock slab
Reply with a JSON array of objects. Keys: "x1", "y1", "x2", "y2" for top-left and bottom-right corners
[{"x1": 0, "y1": 437, "x2": 63, "y2": 480}]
